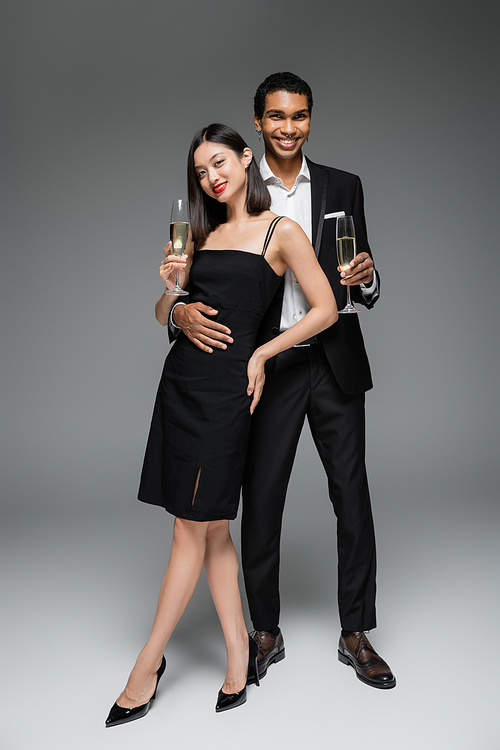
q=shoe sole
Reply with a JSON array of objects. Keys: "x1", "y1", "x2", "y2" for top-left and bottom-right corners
[
  {"x1": 338, "y1": 650, "x2": 396, "y2": 690},
  {"x1": 247, "y1": 647, "x2": 285, "y2": 685}
]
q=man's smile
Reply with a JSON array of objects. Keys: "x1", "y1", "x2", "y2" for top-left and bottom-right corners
[{"x1": 273, "y1": 136, "x2": 300, "y2": 149}]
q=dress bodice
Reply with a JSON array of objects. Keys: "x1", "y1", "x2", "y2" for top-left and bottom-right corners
[{"x1": 189, "y1": 250, "x2": 282, "y2": 316}]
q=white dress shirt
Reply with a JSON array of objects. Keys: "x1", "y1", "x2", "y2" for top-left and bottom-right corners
[{"x1": 260, "y1": 155, "x2": 313, "y2": 331}]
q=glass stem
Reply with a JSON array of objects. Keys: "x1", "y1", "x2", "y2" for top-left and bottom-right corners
[{"x1": 346, "y1": 284, "x2": 352, "y2": 308}]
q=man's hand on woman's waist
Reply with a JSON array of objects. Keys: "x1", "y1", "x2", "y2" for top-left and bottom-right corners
[{"x1": 172, "y1": 302, "x2": 233, "y2": 354}]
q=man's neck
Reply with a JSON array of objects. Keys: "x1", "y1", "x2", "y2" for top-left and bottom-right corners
[{"x1": 264, "y1": 149, "x2": 304, "y2": 190}]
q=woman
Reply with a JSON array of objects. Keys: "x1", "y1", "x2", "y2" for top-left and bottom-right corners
[{"x1": 105, "y1": 124, "x2": 337, "y2": 726}]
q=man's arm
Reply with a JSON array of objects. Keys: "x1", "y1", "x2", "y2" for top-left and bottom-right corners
[
  {"x1": 172, "y1": 303, "x2": 234, "y2": 354},
  {"x1": 167, "y1": 301, "x2": 186, "y2": 344}
]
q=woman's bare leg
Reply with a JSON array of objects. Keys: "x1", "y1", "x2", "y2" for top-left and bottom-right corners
[
  {"x1": 204, "y1": 520, "x2": 249, "y2": 694},
  {"x1": 116, "y1": 517, "x2": 208, "y2": 708}
]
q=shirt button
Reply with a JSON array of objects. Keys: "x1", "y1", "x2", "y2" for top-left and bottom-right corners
[
  {"x1": 299, "y1": 311, "x2": 303, "y2": 316},
  {"x1": 274, "y1": 178, "x2": 280, "y2": 183}
]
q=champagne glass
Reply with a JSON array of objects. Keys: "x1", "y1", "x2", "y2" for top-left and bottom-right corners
[
  {"x1": 336, "y1": 215, "x2": 358, "y2": 314},
  {"x1": 165, "y1": 199, "x2": 189, "y2": 296}
]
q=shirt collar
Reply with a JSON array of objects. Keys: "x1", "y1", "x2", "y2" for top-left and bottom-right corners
[{"x1": 259, "y1": 154, "x2": 310, "y2": 185}]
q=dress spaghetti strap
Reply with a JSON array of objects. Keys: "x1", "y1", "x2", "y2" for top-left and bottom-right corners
[{"x1": 261, "y1": 216, "x2": 284, "y2": 257}]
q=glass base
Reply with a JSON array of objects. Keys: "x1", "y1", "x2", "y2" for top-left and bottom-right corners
[
  {"x1": 339, "y1": 304, "x2": 357, "y2": 314},
  {"x1": 165, "y1": 286, "x2": 189, "y2": 296}
]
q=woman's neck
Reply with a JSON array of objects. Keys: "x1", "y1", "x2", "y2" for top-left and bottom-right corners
[{"x1": 224, "y1": 187, "x2": 249, "y2": 224}]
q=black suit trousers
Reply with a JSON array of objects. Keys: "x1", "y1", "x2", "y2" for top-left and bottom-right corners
[{"x1": 241, "y1": 343, "x2": 377, "y2": 633}]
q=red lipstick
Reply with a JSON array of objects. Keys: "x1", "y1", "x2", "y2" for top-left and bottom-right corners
[{"x1": 213, "y1": 182, "x2": 227, "y2": 195}]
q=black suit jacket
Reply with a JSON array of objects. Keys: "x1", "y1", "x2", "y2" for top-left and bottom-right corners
[{"x1": 256, "y1": 157, "x2": 379, "y2": 395}]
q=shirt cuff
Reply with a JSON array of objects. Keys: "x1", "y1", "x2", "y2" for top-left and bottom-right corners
[
  {"x1": 360, "y1": 273, "x2": 378, "y2": 297},
  {"x1": 169, "y1": 301, "x2": 186, "y2": 333}
]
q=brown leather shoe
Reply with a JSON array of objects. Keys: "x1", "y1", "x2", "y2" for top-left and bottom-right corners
[
  {"x1": 247, "y1": 629, "x2": 285, "y2": 684},
  {"x1": 338, "y1": 632, "x2": 396, "y2": 689}
]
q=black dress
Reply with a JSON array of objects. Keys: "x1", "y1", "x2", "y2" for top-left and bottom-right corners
[{"x1": 138, "y1": 217, "x2": 283, "y2": 521}]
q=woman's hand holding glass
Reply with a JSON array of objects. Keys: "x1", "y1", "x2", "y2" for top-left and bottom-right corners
[{"x1": 160, "y1": 242, "x2": 188, "y2": 292}]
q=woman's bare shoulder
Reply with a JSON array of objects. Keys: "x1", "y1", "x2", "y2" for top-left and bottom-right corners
[
  {"x1": 275, "y1": 216, "x2": 308, "y2": 241},
  {"x1": 249, "y1": 210, "x2": 276, "y2": 223}
]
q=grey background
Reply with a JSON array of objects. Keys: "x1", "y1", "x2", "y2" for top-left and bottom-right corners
[{"x1": 1, "y1": 0, "x2": 499, "y2": 748}]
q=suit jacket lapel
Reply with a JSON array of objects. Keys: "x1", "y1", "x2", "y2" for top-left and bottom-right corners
[{"x1": 307, "y1": 157, "x2": 329, "y2": 257}]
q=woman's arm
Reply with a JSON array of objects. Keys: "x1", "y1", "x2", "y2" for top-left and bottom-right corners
[
  {"x1": 247, "y1": 218, "x2": 338, "y2": 412},
  {"x1": 155, "y1": 237, "x2": 194, "y2": 326}
]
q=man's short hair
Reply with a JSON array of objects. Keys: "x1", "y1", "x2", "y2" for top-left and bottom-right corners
[{"x1": 254, "y1": 72, "x2": 314, "y2": 119}]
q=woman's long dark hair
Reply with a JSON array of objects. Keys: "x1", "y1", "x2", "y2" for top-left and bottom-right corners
[{"x1": 187, "y1": 123, "x2": 271, "y2": 247}]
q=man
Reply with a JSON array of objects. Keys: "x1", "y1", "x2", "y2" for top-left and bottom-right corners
[{"x1": 171, "y1": 72, "x2": 395, "y2": 689}]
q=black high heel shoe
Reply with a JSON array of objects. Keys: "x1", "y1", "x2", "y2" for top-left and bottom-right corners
[
  {"x1": 215, "y1": 635, "x2": 260, "y2": 713},
  {"x1": 105, "y1": 655, "x2": 166, "y2": 728}
]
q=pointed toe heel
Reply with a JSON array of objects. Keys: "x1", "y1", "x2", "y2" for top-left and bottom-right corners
[
  {"x1": 105, "y1": 655, "x2": 166, "y2": 728},
  {"x1": 215, "y1": 634, "x2": 260, "y2": 713},
  {"x1": 215, "y1": 685, "x2": 247, "y2": 713}
]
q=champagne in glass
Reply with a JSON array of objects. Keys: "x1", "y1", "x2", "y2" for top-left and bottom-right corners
[
  {"x1": 336, "y1": 215, "x2": 358, "y2": 314},
  {"x1": 337, "y1": 236, "x2": 356, "y2": 274},
  {"x1": 165, "y1": 199, "x2": 189, "y2": 296},
  {"x1": 170, "y1": 221, "x2": 189, "y2": 256}
]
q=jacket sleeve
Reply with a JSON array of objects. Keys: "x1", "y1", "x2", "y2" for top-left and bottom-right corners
[{"x1": 350, "y1": 176, "x2": 380, "y2": 310}]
